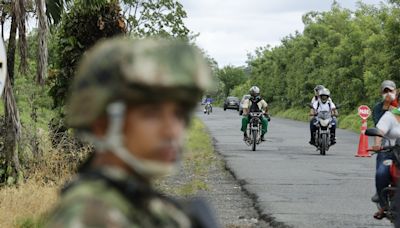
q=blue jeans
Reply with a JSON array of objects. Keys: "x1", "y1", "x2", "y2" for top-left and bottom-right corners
[{"x1": 375, "y1": 152, "x2": 393, "y2": 207}]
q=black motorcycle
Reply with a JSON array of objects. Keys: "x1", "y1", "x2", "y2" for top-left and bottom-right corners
[
  {"x1": 244, "y1": 112, "x2": 264, "y2": 151},
  {"x1": 312, "y1": 111, "x2": 335, "y2": 155}
]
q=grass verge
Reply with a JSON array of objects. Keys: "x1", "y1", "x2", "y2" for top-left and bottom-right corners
[
  {"x1": 157, "y1": 117, "x2": 216, "y2": 196},
  {"x1": 0, "y1": 182, "x2": 58, "y2": 228}
]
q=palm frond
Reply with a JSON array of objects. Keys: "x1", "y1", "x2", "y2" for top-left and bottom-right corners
[{"x1": 45, "y1": 0, "x2": 72, "y2": 24}]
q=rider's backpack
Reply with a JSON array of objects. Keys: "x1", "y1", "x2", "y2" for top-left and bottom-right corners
[{"x1": 249, "y1": 98, "x2": 262, "y2": 113}]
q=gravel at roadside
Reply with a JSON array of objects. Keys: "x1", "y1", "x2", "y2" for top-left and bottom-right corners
[{"x1": 197, "y1": 149, "x2": 271, "y2": 228}]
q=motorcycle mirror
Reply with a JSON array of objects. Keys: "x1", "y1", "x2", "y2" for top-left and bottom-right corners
[
  {"x1": 365, "y1": 128, "x2": 384, "y2": 137},
  {"x1": 335, "y1": 104, "x2": 341, "y2": 109}
]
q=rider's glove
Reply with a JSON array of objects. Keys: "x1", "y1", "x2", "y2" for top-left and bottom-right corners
[{"x1": 265, "y1": 114, "x2": 271, "y2": 122}]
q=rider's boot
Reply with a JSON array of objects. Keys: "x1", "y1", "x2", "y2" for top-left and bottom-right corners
[
  {"x1": 330, "y1": 132, "x2": 336, "y2": 145},
  {"x1": 309, "y1": 132, "x2": 316, "y2": 145},
  {"x1": 261, "y1": 134, "x2": 266, "y2": 141},
  {"x1": 243, "y1": 132, "x2": 248, "y2": 141}
]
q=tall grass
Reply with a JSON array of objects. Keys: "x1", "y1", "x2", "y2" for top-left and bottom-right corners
[
  {"x1": 0, "y1": 131, "x2": 91, "y2": 227},
  {"x1": 1, "y1": 118, "x2": 216, "y2": 227},
  {"x1": 0, "y1": 182, "x2": 58, "y2": 228}
]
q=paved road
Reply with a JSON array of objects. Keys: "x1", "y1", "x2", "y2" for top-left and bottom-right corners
[{"x1": 198, "y1": 107, "x2": 392, "y2": 228}]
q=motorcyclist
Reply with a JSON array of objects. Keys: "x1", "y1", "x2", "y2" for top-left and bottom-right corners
[
  {"x1": 309, "y1": 88, "x2": 338, "y2": 145},
  {"x1": 311, "y1": 85, "x2": 332, "y2": 104},
  {"x1": 371, "y1": 106, "x2": 400, "y2": 219},
  {"x1": 204, "y1": 95, "x2": 213, "y2": 113},
  {"x1": 371, "y1": 80, "x2": 399, "y2": 218},
  {"x1": 311, "y1": 85, "x2": 324, "y2": 103},
  {"x1": 241, "y1": 86, "x2": 269, "y2": 141},
  {"x1": 372, "y1": 80, "x2": 398, "y2": 126}
]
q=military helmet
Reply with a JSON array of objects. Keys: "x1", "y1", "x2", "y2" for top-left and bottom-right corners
[{"x1": 67, "y1": 38, "x2": 212, "y2": 128}]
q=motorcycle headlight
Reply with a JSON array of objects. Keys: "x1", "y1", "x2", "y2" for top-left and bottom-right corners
[{"x1": 320, "y1": 119, "x2": 330, "y2": 127}]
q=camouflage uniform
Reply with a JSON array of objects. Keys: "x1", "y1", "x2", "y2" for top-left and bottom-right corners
[
  {"x1": 46, "y1": 38, "x2": 217, "y2": 227},
  {"x1": 48, "y1": 167, "x2": 195, "y2": 227}
]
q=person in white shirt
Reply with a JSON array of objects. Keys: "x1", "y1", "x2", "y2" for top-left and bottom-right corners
[
  {"x1": 311, "y1": 85, "x2": 332, "y2": 104},
  {"x1": 371, "y1": 107, "x2": 400, "y2": 219},
  {"x1": 309, "y1": 88, "x2": 338, "y2": 145}
]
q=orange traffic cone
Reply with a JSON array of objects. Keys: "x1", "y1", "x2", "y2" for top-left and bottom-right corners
[{"x1": 355, "y1": 119, "x2": 371, "y2": 157}]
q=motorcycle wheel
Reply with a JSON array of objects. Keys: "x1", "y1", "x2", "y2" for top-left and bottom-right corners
[
  {"x1": 252, "y1": 130, "x2": 257, "y2": 151},
  {"x1": 320, "y1": 134, "x2": 327, "y2": 155}
]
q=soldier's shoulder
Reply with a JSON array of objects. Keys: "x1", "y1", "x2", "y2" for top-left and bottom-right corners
[{"x1": 46, "y1": 179, "x2": 134, "y2": 227}]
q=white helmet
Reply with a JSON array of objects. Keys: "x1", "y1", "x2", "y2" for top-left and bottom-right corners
[
  {"x1": 314, "y1": 85, "x2": 325, "y2": 93},
  {"x1": 249, "y1": 86, "x2": 260, "y2": 97},
  {"x1": 319, "y1": 88, "x2": 330, "y2": 103}
]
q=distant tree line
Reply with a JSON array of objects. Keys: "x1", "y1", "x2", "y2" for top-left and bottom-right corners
[{"x1": 242, "y1": 1, "x2": 400, "y2": 113}]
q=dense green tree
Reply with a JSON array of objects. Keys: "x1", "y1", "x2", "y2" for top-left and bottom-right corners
[
  {"x1": 217, "y1": 65, "x2": 247, "y2": 98},
  {"x1": 48, "y1": 1, "x2": 126, "y2": 110},
  {"x1": 49, "y1": 0, "x2": 191, "y2": 110},
  {"x1": 243, "y1": 2, "x2": 400, "y2": 114},
  {"x1": 122, "y1": 0, "x2": 190, "y2": 38}
]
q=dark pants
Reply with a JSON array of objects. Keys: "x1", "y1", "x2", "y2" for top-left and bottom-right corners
[
  {"x1": 375, "y1": 152, "x2": 393, "y2": 207},
  {"x1": 309, "y1": 117, "x2": 337, "y2": 141}
]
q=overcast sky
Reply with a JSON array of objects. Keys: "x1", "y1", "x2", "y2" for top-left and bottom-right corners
[{"x1": 180, "y1": 0, "x2": 383, "y2": 67}]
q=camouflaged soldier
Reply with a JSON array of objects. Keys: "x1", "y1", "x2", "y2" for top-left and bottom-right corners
[{"x1": 46, "y1": 38, "x2": 218, "y2": 228}]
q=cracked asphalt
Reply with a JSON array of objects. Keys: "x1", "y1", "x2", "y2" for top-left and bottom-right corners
[{"x1": 198, "y1": 107, "x2": 392, "y2": 228}]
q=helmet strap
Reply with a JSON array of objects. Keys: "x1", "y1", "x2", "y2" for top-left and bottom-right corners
[{"x1": 83, "y1": 102, "x2": 177, "y2": 180}]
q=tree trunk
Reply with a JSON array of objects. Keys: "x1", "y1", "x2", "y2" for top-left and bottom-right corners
[
  {"x1": 7, "y1": 12, "x2": 17, "y2": 86},
  {"x1": 3, "y1": 4, "x2": 22, "y2": 184},
  {"x1": 3, "y1": 76, "x2": 22, "y2": 184},
  {"x1": 16, "y1": 0, "x2": 27, "y2": 74},
  {"x1": 0, "y1": 6, "x2": 6, "y2": 40},
  {"x1": 36, "y1": 0, "x2": 48, "y2": 85}
]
